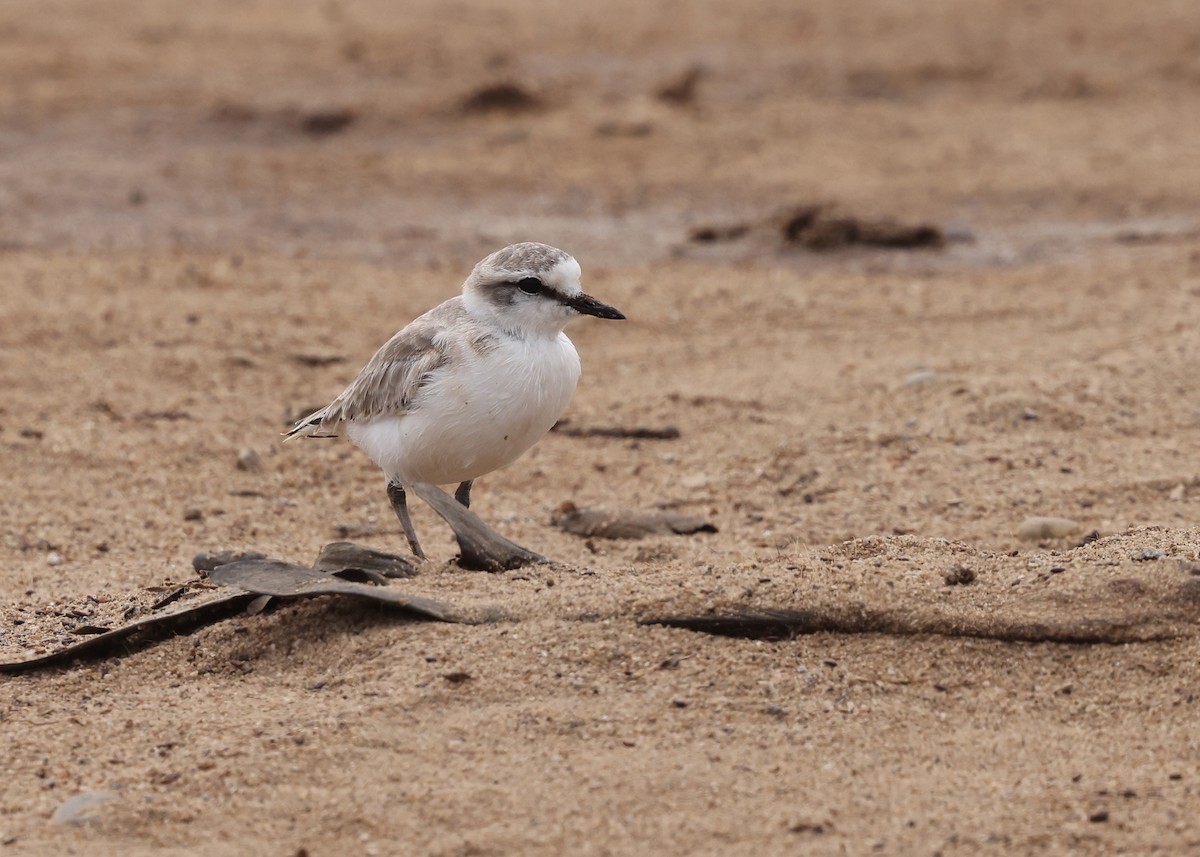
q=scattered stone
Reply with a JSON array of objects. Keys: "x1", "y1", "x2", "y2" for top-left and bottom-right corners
[
  {"x1": 689, "y1": 223, "x2": 750, "y2": 243},
  {"x1": 183, "y1": 508, "x2": 204, "y2": 522},
  {"x1": 1132, "y1": 549, "x2": 1167, "y2": 562},
  {"x1": 1168, "y1": 484, "x2": 1186, "y2": 501},
  {"x1": 52, "y1": 791, "x2": 115, "y2": 825},
  {"x1": 943, "y1": 564, "x2": 976, "y2": 586},
  {"x1": 236, "y1": 448, "x2": 262, "y2": 472},
  {"x1": 552, "y1": 502, "x2": 717, "y2": 540},
  {"x1": 781, "y1": 205, "x2": 944, "y2": 250},
  {"x1": 1088, "y1": 810, "x2": 1109, "y2": 823},
  {"x1": 46, "y1": 552, "x2": 63, "y2": 567},
  {"x1": 460, "y1": 82, "x2": 541, "y2": 113},
  {"x1": 1016, "y1": 516, "x2": 1083, "y2": 542},
  {"x1": 298, "y1": 108, "x2": 356, "y2": 136},
  {"x1": 657, "y1": 66, "x2": 703, "y2": 104},
  {"x1": 442, "y1": 671, "x2": 472, "y2": 684},
  {"x1": 788, "y1": 820, "x2": 826, "y2": 835},
  {"x1": 905, "y1": 369, "x2": 938, "y2": 385},
  {"x1": 764, "y1": 704, "x2": 787, "y2": 717}
]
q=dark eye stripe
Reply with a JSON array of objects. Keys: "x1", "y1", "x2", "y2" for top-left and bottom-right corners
[{"x1": 515, "y1": 277, "x2": 544, "y2": 295}]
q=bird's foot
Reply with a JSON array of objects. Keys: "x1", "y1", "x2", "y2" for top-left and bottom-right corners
[{"x1": 409, "y1": 482, "x2": 545, "y2": 572}]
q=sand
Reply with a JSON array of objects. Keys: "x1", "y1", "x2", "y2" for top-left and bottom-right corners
[{"x1": 2, "y1": 0, "x2": 1199, "y2": 853}]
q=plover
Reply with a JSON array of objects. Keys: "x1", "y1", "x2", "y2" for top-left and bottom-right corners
[{"x1": 285, "y1": 242, "x2": 625, "y2": 558}]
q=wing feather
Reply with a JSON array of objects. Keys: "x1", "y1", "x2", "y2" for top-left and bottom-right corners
[{"x1": 284, "y1": 305, "x2": 459, "y2": 440}]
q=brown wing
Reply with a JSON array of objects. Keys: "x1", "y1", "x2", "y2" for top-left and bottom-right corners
[{"x1": 284, "y1": 312, "x2": 454, "y2": 440}]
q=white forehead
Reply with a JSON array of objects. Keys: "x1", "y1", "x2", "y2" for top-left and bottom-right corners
[{"x1": 541, "y1": 256, "x2": 582, "y2": 294}]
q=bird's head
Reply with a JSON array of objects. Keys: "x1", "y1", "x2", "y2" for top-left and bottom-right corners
[{"x1": 463, "y1": 242, "x2": 625, "y2": 337}]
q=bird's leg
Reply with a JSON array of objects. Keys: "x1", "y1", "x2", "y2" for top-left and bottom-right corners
[
  {"x1": 386, "y1": 481, "x2": 426, "y2": 559},
  {"x1": 409, "y1": 482, "x2": 545, "y2": 572},
  {"x1": 454, "y1": 480, "x2": 474, "y2": 508}
]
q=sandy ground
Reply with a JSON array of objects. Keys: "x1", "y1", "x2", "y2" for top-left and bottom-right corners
[{"x1": 2, "y1": 0, "x2": 1200, "y2": 854}]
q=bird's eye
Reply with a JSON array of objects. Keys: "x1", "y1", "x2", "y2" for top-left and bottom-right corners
[{"x1": 516, "y1": 277, "x2": 544, "y2": 295}]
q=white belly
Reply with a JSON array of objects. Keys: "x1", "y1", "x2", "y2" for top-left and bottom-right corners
[{"x1": 347, "y1": 333, "x2": 581, "y2": 485}]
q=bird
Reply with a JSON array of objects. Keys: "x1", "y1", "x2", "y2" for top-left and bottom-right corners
[{"x1": 285, "y1": 242, "x2": 625, "y2": 559}]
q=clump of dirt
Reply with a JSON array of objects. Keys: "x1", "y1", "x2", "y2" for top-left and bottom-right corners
[
  {"x1": 780, "y1": 205, "x2": 945, "y2": 249},
  {"x1": 460, "y1": 81, "x2": 543, "y2": 113}
]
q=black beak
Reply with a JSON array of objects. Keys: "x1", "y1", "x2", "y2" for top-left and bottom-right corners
[{"x1": 565, "y1": 292, "x2": 626, "y2": 320}]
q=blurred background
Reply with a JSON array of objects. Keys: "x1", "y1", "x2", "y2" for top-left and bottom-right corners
[{"x1": 3, "y1": 0, "x2": 1198, "y2": 268}]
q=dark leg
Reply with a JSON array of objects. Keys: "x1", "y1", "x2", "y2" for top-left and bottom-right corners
[
  {"x1": 386, "y1": 481, "x2": 426, "y2": 559},
  {"x1": 409, "y1": 482, "x2": 545, "y2": 572},
  {"x1": 454, "y1": 480, "x2": 474, "y2": 508}
]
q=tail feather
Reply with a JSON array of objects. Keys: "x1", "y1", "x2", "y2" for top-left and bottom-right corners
[{"x1": 283, "y1": 407, "x2": 339, "y2": 440}]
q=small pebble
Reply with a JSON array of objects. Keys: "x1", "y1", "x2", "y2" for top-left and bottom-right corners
[
  {"x1": 52, "y1": 791, "x2": 115, "y2": 825},
  {"x1": 943, "y1": 564, "x2": 976, "y2": 586},
  {"x1": 236, "y1": 448, "x2": 262, "y2": 472},
  {"x1": 1017, "y1": 516, "x2": 1082, "y2": 541},
  {"x1": 905, "y1": 369, "x2": 938, "y2": 386},
  {"x1": 46, "y1": 552, "x2": 63, "y2": 567},
  {"x1": 942, "y1": 223, "x2": 976, "y2": 243},
  {"x1": 1132, "y1": 549, "x2": 1166, "y2": 562}
]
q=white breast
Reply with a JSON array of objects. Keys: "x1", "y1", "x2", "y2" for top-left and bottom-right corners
[{"x1": 348, "y1": 332, "x2": 581, "y2": 485}]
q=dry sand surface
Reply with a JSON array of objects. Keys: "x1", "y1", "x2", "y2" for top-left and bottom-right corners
[{"x1": 3, "y1": 0, "x2": 1200, "y2": 854}]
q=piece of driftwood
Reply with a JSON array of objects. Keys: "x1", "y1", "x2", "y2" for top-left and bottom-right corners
[
  {"x1": 0, "y1": 592, "x2": 259, "y2": 674},
  {"x1": 409, "y1": 482, "x2": 545, "y2": 572},
  {"x1": 0, "y1": 546, "x2": 480, "y2": 674},
  {"x1": 552, "y1": 503, "x2": 717, "y2": 540},
  {"x1": 551, "y1": 421, "x2": 681, "y2": 440},
  {"x1": 643, "y1": 606, "x2": 1185, "y2": 645},
  {"x1": 314, "y1": 541, "x2": 419, "y2": 579},
  {"x1": 207, "y1": 558, "x2": 481, "y2": 622},
  {"x1": 781, "y1": 205, "x2": 944, "y2": 250}
]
